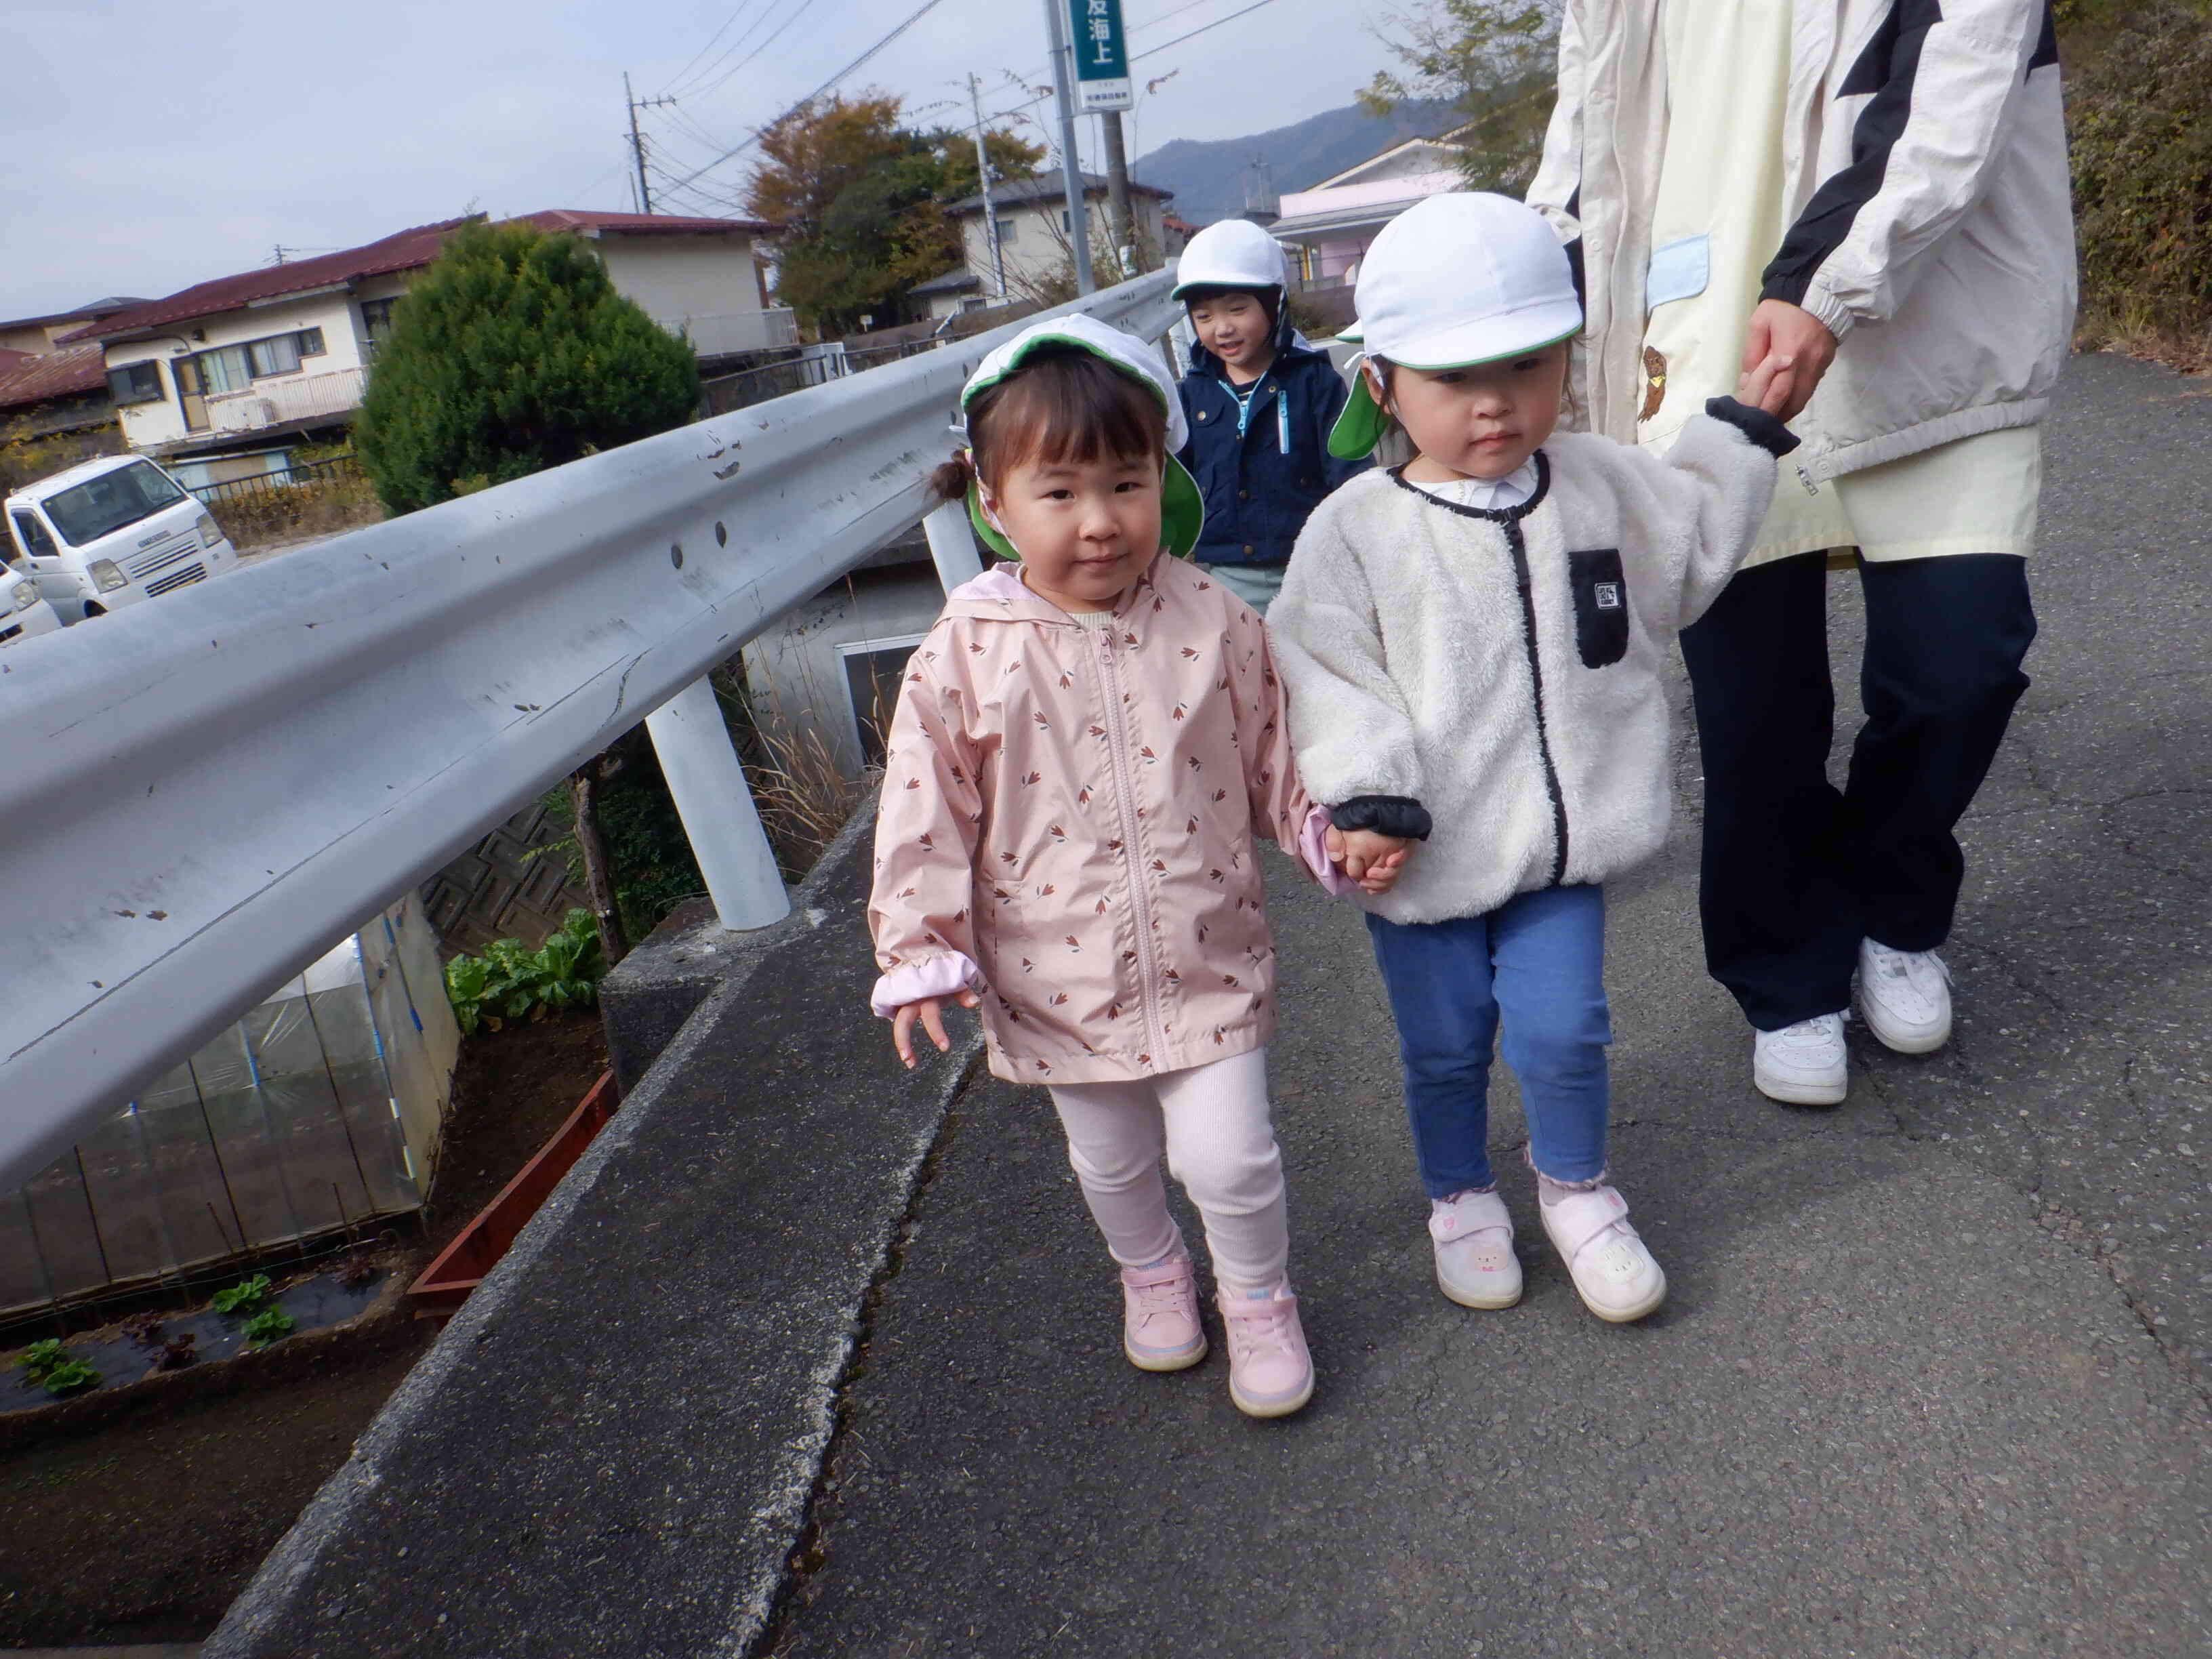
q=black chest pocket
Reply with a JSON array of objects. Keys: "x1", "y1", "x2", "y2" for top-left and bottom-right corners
[{"x1": 1568, "y1": 548, "x2": 1630, "y2": 668}]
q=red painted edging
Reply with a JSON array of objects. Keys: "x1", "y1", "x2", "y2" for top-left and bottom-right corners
[{"x1": 407, "y1": 1070, "x2": 618, "y2": 1317}]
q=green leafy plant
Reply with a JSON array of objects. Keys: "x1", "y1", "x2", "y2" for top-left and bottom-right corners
[
  {"x1": 211, "y1": 1273, "x2": 272, "y2": 1315},
  {"x1": 444, "y1": 907, "x2": 607, "y2": 1036},
  {"x1": 243, "y1": 1307, "x2": 295, "y2": 1347},
  {"x1": 16, "y1": 1338, "x2": 66, "y2": 1382},
  {"x1": 40, "y1": 1358, "x2": 100, "y2": 1397}
]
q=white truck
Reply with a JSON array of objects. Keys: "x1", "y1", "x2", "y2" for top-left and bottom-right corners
[{"x1": 3, "y1": 454, "x2": 237, "y2": 624}]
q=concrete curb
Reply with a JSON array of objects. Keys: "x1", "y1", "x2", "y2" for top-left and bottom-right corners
[{"x1": 201, "y1": 803, "x2": 985, "y2": 1659}]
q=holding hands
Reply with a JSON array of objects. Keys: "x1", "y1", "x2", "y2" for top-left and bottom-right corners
[
  {"x1": 1738, "y1": 299, "x2": 1837, "y2": 424},
  {"x1": 1325, "y1": 825, "x2": 1413, "y2": 895}
]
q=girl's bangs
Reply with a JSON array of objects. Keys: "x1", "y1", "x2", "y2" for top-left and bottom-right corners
[{"x1": 970, "y1": 347, "x2": 1166, "y2": 482}]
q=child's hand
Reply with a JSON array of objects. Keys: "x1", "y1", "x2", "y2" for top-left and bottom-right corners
[
  {"x1": 1738, "y1": 300, "x2": 1837, "y2": 422},
  {"x1": 1326, "y1": 826, "x2": 1413, "y2": 893},
  {"x1": 892, "y1": 990, "x2": 981, "y2": 1069}
]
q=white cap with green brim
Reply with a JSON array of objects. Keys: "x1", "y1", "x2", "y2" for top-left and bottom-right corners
[
  {"x1": 959, "y1": 312, "x2": 1205, "y2": 562},
  {"x1": 1328, "y1": 192, "x2": 1584, "y2": 460},
  {"x1": 1168, "y1": 218, "x2": 1288, "y2": 302}
]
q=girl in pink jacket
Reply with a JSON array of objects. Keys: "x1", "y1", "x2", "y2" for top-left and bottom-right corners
[{"x1": 867, "y1": 316, "x2": 1388, "y2": 1420}]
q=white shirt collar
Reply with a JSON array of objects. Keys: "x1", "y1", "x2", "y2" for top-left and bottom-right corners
[{"x1": 1405, "y1": 459, "x2": 1540, "y2": 512}]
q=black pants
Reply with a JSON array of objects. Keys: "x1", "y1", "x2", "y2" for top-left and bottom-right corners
[{"x1": 1679, "y1": 552, "x2": 2036, "y2": 1031}]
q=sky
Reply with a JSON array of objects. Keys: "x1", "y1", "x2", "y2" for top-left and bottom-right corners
[{"x1": 2, "y1": 0, "x2": 1408, "y2": 321}]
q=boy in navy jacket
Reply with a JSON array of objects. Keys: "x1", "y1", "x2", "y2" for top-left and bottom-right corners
[{"x1": 1173, "y1": 220, "x2": 1369, "y2": 614}]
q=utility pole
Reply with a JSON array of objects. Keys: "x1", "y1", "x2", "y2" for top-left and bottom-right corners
[
  {"x1": 625, "y1": 73, "x2": 677, "y2": 215},
  {"x1": 1099, "y1": 112, "x2": 1135, "y2": 276},
  {"x1": 968, "y1": 74, "x2": 1007, "y2": 301},
  {"x1": 1044, "y1": 0, "x2": 1094, "y2": 294}
]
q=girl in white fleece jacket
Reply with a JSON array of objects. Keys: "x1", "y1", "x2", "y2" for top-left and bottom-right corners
[{"x1": 1268, "y1": 194, "x2": 1801, "y2": 1323}]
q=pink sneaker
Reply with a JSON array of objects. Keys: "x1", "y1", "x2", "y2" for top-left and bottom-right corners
[
  {"x1": 1120, "y1": 1253, "x2": 1207, "y2": 1372},
  {"x1": 1216, "y1": 1285, "x2": 1315, "y2": 1418}
]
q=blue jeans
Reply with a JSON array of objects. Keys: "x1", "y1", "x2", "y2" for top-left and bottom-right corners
[
  {"x1": 1364, "y1": 886, "x2": 1612, "y2": 1197},
  {"x1": 1195, "y1": 561, "x2": 1286, "y2": 615}
]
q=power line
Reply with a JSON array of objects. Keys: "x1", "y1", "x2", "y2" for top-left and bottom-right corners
[
  {"x1": 658, "y1": 0, "x2": 768, "y2": 97},
  {"x1": 677, "y1": 0, "x2": 825, "y2": 107},
  {"x1": 663, "y1": 0, "x2": 956, "y2": 193},
  {"x1": 665, "y1": 0, "x2": 803, "y2": 98},
  {"x1": 1131, "y1": 0, "x2": 1282, "y2": 62}
]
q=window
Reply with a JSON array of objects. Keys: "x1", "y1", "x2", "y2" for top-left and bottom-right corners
[
  {"x1": 840, "y1": 636, "x2": 928, "y2": 766},
  {"x1": 190, "y1": 344, "x2": 253, "y2": 394},
  {"x1": 994, "y1": 216, "x2": 1019, "y2": 246},
  {"x1": 182, "y1": 327, "x2": 325, "y2": 393},
  {"x1": 248, "y1": 333, "x2": 302, "y2": 376},
  {"x1": 105, "y1": 360, "x2": 164, "y2": 406},
  {"x1": 10, "y1": 511, "x2": 58, "y2": 560},
  {"x1": 360, "y1": 298, "x2": 399, "y2": 356},
  {"x1": 41, "y1": 462, "x2": 186, "y2": 548}
]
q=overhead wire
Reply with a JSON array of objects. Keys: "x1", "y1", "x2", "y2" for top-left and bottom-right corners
[
  {"x1": 663, "y1": 0, "x2": 808, "y2": 100},
  {"x1": 662, "y1": 0, "x2": 957, "y2": 192},
  {"x1": 657, "y1": 0, "x2": 769, "y2": 97},
  {"x1": 1130, "y1": 0, "x2": 1280, "y2": 61},
  {"x1": 676, "y1": 0, "x2": 827, "y2": 106}
]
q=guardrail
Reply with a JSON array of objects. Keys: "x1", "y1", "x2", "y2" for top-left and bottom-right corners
[{"x1": 0, "y1": 270, "x2": 1179, "y2": 1189}]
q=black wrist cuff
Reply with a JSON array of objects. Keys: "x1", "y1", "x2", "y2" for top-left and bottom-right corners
[
  {"x1": 1704, "y1": 396, "x2": 1801, "y2": 457},
  {"x1": 1330, "y1": 796, "x2": 1433, "y2": 842}
]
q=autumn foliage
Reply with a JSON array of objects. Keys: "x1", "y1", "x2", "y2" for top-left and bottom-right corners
[{"x1": 744, "y1": 90, "x2": 1042, "y2": 335}]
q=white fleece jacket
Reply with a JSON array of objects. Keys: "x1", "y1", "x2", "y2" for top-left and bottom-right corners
[{"x1": 1269, "y1": 409, "x2": 1785, "y2": 926}]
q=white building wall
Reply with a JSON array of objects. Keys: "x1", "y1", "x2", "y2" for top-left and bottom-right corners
[
  {"x1": 740, "y1": 562, "x2": 951, "y2": 777},
  {"x1": 595, "y1": 234, "x2": 763, "y2": 321},
  {"x1": 108, "y1": 292, "x2": 371, "y2": 451},
  {"x1": 958, "y1": 194, "x2": 1170, "y2": 293}
]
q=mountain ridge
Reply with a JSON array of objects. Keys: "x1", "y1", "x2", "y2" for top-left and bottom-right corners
[{"x1": 1130, "y1": 98, "x2": 1460, "y2": 226}]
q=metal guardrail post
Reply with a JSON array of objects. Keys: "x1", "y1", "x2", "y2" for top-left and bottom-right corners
[
  {"x1": 644, "y1": 676, "x2": 792, "y2": 933},
  {"x1": 922, "y1": 499, "x2": 985, "y2": 594}
]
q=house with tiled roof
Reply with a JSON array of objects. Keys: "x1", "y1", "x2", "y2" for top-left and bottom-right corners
[
  {"x1": 66, "y1": 211, "x2": 791, "y2": 457},
  {"x1": 914, "y1": 172, "x2": 1180, "y2": 316},
  {"x1": 0, "y1": 344, "x2": 113, "y2": 441},
  {"x1": 0, "y1": 298, "x2": 148, "y2": 359},
  {"x1": 1267, "y1": 132, "x2": 1468, "y2": 287}
]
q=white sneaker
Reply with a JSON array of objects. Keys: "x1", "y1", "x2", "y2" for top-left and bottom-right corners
[
  {"x1": 1538, "y1": 1185, "x2": 1666, "y2": 1324},
  {"x1": 1753, "y1": 1012, "x2": 1848, "y2": 1105},
  {"x1": 1428, "y1": 1188, "x2": 1522, "y2": 1309},
  {"x1": 1857, "y1": 939, "x2": 1952, "y2": 1054}
]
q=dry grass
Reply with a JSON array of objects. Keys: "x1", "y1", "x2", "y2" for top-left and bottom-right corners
[
  {"x1": 752, "y1": 718, "x2": 872, "y2": 880},
  {"x1": 712, "y1": 660, "x2": 877, "y2": 882},
  {"x1": 211, "y1": 472, "x2": 386, "y2": 550},
  {"x1": 2074, "y1": 294, "x2": 2212, "y2": 377}
]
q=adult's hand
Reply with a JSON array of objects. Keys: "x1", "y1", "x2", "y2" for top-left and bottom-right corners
[{"x1": 1739, "y1": 300, "x2": 1838, "y2": 424}]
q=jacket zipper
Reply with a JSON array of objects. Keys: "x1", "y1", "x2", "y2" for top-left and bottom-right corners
[
  {"x1": 1093, "y1": 624, "x2": 1173, "y2": 1062},
  {"x1": 1503, "y1": 518, "x2": 1571, "y2": 887}
]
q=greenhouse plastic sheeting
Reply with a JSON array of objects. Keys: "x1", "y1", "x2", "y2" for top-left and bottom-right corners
[{"x1": 1, "y1": 893, "x2": 462, "y2": 1317}]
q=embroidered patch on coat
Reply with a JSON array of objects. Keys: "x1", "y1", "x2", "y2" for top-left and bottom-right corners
[{"x1": 1639, "y1": 347, "x2": 1667, "y2": 423}]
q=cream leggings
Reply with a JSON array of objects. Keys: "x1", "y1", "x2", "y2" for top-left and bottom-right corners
[{"x1": 1046, "y1": 1047, "x2": 1290, "y2": 1296}]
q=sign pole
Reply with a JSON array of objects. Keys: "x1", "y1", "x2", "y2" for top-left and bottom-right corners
[{"x1": 1045, "y1": 0, "x2": 1095, "y2": 294}]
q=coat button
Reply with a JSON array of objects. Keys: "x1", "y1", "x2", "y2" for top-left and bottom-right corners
[
  {"x1": 1197, "y1": 411, "x2": 1208, "y2": 422},
  {"x1": 1243, "y1": 544, "x2": 1254, "y2": 555},
  {"x1": 1238, "y1": 489, "x2": 1250, "y2": 501}
]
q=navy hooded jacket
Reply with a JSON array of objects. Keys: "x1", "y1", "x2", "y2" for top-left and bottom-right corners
[{"x1": 1176, "y1": 308, "x2": 1369, "y2": 567}]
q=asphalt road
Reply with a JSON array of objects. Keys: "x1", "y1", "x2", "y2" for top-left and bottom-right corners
[{"x1": 764, "y1": 352, "x2": 2212, "y2": 1658}]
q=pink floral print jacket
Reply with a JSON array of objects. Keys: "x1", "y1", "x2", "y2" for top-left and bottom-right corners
[{"x1": 868, "y1": 554, "x2": 1345, "y2": 1085}]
